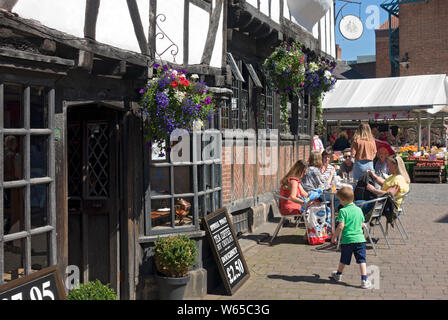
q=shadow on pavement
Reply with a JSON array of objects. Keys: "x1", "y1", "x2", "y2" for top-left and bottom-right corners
[
  {"x1": 435, "y1": 214, "x2": 448, "y2": 223},
  {"x1": 267, "y1": 274, "x2": 360, "y2": 288},
  {"x1": 265, "y1": 235, "x2": 308, "y2": 246}
]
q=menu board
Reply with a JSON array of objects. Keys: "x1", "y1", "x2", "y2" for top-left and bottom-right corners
[
  {"x1": 0, "y1": 266, "x2": 66, "y2": 300},
  {"x1": 203, "y1": 208, "x2": 250, "y2": 295}
]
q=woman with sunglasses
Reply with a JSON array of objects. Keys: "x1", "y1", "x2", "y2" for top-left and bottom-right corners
[{"x1": 339, "y1": 148, "x2": 353, "y2": 178}]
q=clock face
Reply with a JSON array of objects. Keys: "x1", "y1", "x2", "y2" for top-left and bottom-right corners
[{"x1": 339, "y1": 15, "x2": 364, "y2": 40}]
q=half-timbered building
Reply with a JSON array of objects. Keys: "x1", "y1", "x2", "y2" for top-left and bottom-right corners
[{"x1": 0, "y1": 0, "x2": 335, "y2": 299}]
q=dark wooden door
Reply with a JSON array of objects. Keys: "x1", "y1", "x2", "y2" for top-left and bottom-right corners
[{"x1": 67, "y1": 106, "x2": 120, "y2": 296}]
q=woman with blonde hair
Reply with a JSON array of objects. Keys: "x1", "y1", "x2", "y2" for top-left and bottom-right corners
[
  {"x1": 367, "y1": 155, "x2": 410, "y2": 207},
  {"x1": 279, "y1": 160, "x2": 309, "y2": 216},
  {"x1": 351, "y1": 123, "x2": 377, "y2": 182},
  {"x1": 301, "y1": 150, "x2": 327, "y2": 193}
]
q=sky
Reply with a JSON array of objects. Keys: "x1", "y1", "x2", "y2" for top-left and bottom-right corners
[{"x1": 335, "y1": 0, "x2": 391, "y2": 61}]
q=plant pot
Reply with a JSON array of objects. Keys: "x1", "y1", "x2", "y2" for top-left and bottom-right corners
[{"x1": 155, "y1": 272, "x2": 190, "y2": 300}]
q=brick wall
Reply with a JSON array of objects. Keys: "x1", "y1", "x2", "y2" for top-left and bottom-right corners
[
  {"x1": 399, "y1": 0, "x2": 448, "y2": 76},
  {"x1": 221, "y1": 141, "x2": 311, "y2": 208},
  {"x1": 375, "y1": 29, "x2": 392, "y2": 78}
]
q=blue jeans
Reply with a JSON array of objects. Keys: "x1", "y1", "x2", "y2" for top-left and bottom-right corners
[{"x1": 353, "y1": 160, "x2": 374, "y2": 182}]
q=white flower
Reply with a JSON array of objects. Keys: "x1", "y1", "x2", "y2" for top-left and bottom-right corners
[
  {"x1": 324, "y1": 70, "x2": 332, "y2": 79},
  {"x1": 309, "y1": 62, "x2": 319, "y2": 71},
  {"x1": 174, "y1": 90, "x2": 185, "y2": 102},
  {"x1": 193, "y1": 119, "x2": 204, "y2": 131},
  {"x1": 191, "y1": 74, "x2": 199, "y2": 80},
  {"x1": 172, "y1": 70, "x2": 178, "y2": 76}
]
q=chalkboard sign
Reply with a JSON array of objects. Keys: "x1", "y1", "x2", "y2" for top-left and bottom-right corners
[
  {"x1": 0, "y1": 266, "x2": 66, "y2": 300},
  {"x1": 203, "y1": 208, "x2": 250, "y2": 295}
]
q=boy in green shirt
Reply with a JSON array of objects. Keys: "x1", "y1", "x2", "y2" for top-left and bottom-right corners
[{"x1": 330, "y1": 186, "x2": 372, "y2": 289}]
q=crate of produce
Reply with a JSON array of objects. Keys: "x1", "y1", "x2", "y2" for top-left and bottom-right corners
[{"x1": 413, "y1": 166, "x2": 446, "y2": 183}]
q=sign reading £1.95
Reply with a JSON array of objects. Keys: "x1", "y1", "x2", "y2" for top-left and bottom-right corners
[{"x1": 0, "y1": 266, "x2": 66, "y2": 300}]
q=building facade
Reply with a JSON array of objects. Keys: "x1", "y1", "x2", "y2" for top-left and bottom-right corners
[{"x1": 0, "y1": 0, "x2": 335, "y2": 299}]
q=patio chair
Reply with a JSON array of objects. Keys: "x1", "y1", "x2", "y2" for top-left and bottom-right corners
[
  {"x1": 270, "y1": 191, "x2": 329, "y2": 245},
  {"x1": 356, "y1": 196, "x2": 391, "y2": 250},
  {"x1": 385, "y1": 191, "x2": 410, "y2": 242},
  {"x1": 270, "y1": 191, "x2": 306, "y2": 245}
]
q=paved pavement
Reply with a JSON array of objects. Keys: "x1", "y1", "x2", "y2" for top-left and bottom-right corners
[{"x1": 202, "y1": 183, "x2": 448, "y2": 300}]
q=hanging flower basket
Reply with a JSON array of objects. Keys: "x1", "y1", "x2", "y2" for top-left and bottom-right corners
[
  {"x1": 263, "y1": 41, "x2": 306, "y2": 96},
  {"x1": 138, "y1": 64, "x2": 215, "y2": 156},
  {"x1": 304, "y1": 60, "x2": 337, "y2": 133},
  {"x1": 263, "y1": 41, "x2": 307, "y2": 132}
]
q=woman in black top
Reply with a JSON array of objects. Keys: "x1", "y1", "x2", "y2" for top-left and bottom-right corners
[{"x1": 333, "y1": 131, "x2": 351, "y2": 151}]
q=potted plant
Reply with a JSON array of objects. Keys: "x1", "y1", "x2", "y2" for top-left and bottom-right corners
[
  {"x1": 66, "y1": 280, "x2": 118, "y2": 300},
  {"x1": 154, "y1": 234, "x2": 197, "y2": 300}
]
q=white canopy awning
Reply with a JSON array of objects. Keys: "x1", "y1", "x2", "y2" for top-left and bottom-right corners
[
  {"x1": 287, "y1": 0, "x2": 332, "y2": 31},
  {"x1": 322, "y1": 74, "x2": 448, "y2": 120}
]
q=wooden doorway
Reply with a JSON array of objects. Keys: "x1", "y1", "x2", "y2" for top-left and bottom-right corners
[{"x1": 67, "y1": 105, "x2": 121, "y2": 296}]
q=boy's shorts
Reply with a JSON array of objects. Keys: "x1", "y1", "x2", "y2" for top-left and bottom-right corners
[{"x1": 340, "y1": 242, "x2": 366, "y2": 265}]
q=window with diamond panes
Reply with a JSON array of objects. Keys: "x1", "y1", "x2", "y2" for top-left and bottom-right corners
[{"x1": 0, "y1": 82, "x2": 56, "y2": 285}]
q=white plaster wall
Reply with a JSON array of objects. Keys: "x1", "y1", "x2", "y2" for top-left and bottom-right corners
[
  {"x1": 96, "y1": 0, "x2": 149, "y2": 53},
  {"x1": 13, "y1": 0, "x2": 85, "y2": 38},
  {"x1": 259, "y1": 0, "x2": 269, "y2": 17},
  {"x1": 189, "y1": 3, "x2": 207, "y2": 65},
  {"x1": 247, "y1": 0, "x2": 258, "y2": 9},
  {"x1": 156, "y1": 0, "x2": 184, "y2": 64},
  {"x1": 271, "y1": 0, "x2": 280, "y2": 24},
  {"x1": 210, "y1": 0, "x2": 223, "y2": 68}
]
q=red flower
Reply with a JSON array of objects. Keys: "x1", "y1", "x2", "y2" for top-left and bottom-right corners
[
  {"x1": 171, "y1": 80, "x2": 179, "y2": 88},
  {"x1": 182, "y1": 79, "x2": 190, "y2": 86}
]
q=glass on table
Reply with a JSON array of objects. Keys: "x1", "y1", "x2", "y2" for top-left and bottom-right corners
[{"x1": 342, "y1": 172, "x2": 348, "y2": 182}]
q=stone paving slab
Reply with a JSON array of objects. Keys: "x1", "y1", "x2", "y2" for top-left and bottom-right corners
[{"x1": 202, "y1": 184, "x2": 448, "y2": 300}]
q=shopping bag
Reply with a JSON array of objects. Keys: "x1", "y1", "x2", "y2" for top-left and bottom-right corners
[{"x1": 305, "y1": 202, "x2": 329, "y2": 245}]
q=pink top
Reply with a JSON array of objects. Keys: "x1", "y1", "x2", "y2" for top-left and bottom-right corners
[{"x1": 279, "y1": 177, "x2": 305, "y2": 215}]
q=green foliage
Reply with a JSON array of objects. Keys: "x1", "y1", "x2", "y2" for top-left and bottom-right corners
[
  {"x1": 263, "y1": 41, "x2": 306, "y2": 97},
  {"x1": 154, "y1": 235, "x2": 197, "y2": 278},
  {"x1": 66, "y1": 280, "x2": 118, "y2": 300},
  {"x1": 138, "y1": 64, "x2": 215, "y2": 156}
]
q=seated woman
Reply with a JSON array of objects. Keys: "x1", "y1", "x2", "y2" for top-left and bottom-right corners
[
  {"x1": 321, "y1": 148, "x2": 336, "y2": 187},
  {"x1": 301, "y1": 150, "x2": 327, "y2": 193},
  {"x1": 359, "y1": 155, "x2": 410, "y2": 223},
  {"x1": 279, "y1": 160, "x2": 309, "y2": 216},
  {"x1": 366, "y1": 155, "x2": 410, "y2": 205}
]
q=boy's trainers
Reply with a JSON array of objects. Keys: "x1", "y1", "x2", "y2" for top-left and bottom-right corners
[
  {"x1": 330, "y1": 271, "x2": 342, "y2": 282},
  {"x1": 361, "y1": 279, "x2": 372, "y2": 289}
]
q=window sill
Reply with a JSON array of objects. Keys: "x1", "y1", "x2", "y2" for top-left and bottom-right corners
[{"x1": 138, "y1": 230, "x2": 206, "y2": 244}]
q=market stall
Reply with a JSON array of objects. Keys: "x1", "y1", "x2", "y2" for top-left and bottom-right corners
[
  {"x1": 322, "y1": 74, "x2": 448, "y2": 149},
  {"x1": 398, "y1": 146, "x2": 448, "y2": 183}
]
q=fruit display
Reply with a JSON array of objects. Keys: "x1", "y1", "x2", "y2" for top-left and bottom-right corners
[{"x1": 400, "y1": 145, "x2": 418, "y2": 153}]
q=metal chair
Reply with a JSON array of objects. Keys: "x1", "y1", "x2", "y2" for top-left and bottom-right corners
[
  {"x1": 356, "y1": 196, "x2": 391, "y2": 249},
  {"x1": 385, "y1": 191, "x2": 410, "y2": 242},
  {"x1": 270, "y1": 191, "x2": 307, "y2": 245}
]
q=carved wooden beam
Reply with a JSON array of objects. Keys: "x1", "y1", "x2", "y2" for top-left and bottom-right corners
[
  {"x1": 84, "y1": 0, "x2": 100, "y2": 39},
  {"x1": 126, "y1": 0, "x2": 149, "y2": 55},
  {"x1": 201, "y1": 0, "x2": 223, "y2": 65}
]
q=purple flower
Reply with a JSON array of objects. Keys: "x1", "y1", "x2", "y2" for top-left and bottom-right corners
[
  {"x1": 139, "y1": 88, "x2": 146, "y2": 94},
  {"x1": 204, "y1": 96, "x2": 212, "y2": 105},
  {"x1": 162, "y1": 65, "x2": 169, "y2": 71},
  {"x1": 154, "y1": 63, "x2": 160, "y2": 68}
]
